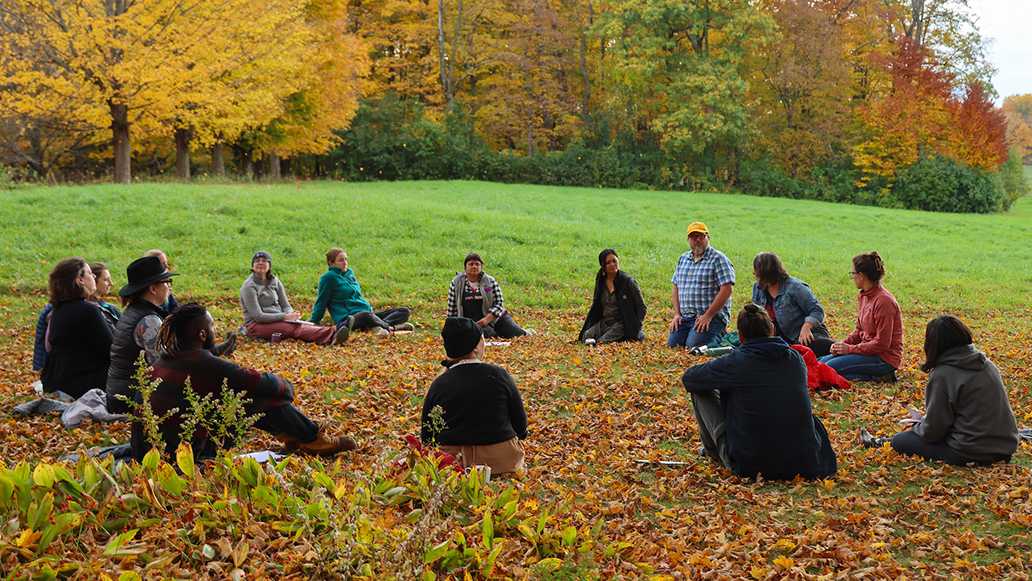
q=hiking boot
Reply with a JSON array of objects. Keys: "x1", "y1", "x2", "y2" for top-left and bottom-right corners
[
  {"x1": 334, "y1": 316, "x2": 353, "y2": 345},
  {"x1": 281, "y1": 429, "x2": 357, "y2": 456},
  {"x1": 392, "y1": 322, "x2": 414, "y2": 332},
  {"x1": 859, "y1": 427, "x2": 889, "y2": 449}
]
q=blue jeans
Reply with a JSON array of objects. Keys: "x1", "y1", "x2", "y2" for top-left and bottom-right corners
[
  {"x1": 667, "y1": 316, "x2": 727, "y2": 348},
  {"x1": 817, "y1": 353, "x2": 894, "y2": 381}
]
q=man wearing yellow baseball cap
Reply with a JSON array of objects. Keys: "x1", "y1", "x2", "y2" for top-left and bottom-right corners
[{"x1": 668, "y1": 221, "x2": 735, "y2": 348}]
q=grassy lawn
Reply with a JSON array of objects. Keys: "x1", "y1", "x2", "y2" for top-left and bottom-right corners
[{"x1": 0, "y1": 181, "x2": 1029, "y2": 577}]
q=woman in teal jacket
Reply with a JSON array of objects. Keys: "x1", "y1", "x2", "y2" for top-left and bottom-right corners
[{"x1": 310, "y1": 248, "x2": 413, "y2": 335}]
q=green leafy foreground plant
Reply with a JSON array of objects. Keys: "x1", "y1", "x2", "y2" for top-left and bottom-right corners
[{"x1": 0, "y1": 437, "x2": 613, "y2": 578}]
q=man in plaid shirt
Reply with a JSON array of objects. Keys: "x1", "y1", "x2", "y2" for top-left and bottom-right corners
[{"x1": 668, "y1": 222, "x2": 735, "y2": 348}]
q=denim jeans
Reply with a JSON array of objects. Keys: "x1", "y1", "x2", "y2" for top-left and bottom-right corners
[
  {"x1": 817, "y1": 353, "x2": 894, "y2": 381},
  {"x1": 667, "y1": 316, "x2": 727, "y2": 348}
]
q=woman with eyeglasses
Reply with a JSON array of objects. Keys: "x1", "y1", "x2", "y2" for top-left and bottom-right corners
[
  {"x1": 40, "y1": 258, "x2": 114, "y2": 399},
  {"x1": 818, "y1": 251, "x2": 903, "y2": 382}
]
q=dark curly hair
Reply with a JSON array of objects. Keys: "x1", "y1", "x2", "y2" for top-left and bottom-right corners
[{"x1": 852, "y1": 251, "x2": 885, "y2": 283}]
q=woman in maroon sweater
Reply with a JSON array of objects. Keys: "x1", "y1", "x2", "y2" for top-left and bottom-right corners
[{"x1": 818, "y1": 252, "x2": 903, "y2": 381}]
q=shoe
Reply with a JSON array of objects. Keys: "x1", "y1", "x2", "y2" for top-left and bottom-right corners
[
  {"x1": 859, "y1": 427, "x2": 888, "y2": 449},
  {"x1": 334, "y1": 316, "x2": 353, "y2": 345},
  {"x1": 392, "y1": 322, "x2": 414, "y2": 332},
  {"x1": 281, "y1": 429, "x2": 357, "y2": 456},
  {"x1": 373, "y1": 326, "x2": 390, "y2": 337}
]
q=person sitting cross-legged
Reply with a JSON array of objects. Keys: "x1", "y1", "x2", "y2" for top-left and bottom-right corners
[
  {"x1": 310, "y1": 247, "x2": 413, "y2": 337},
  {"x1": 420, "y1": 317, "x2": 528, "y2": 476},
  {"x1": 578, "y1": 248, "x2": 647, "y2": 344},
  {"x1": 818, "y1": 251, "x2": 902, "y2": 381},
  {"x1": 860, "y1": 315, "x2": 1018, "y2": 466},
  {"x1": 682, "y1": 304, "x2": 837, "y2": 480},
  {"x1": 241, "y1": 251, "x2": 348, "y2": 345},
  {"x1": 132, "y1": 302, "x2": 357, "y2": 462}
]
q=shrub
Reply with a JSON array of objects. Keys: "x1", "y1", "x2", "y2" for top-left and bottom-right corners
[
  {"x1": 892, "y1": 155, "x2": 1005, "y2": 213},
  {"x1": 738, "y1": 158, "x2": 807, "y2": 199},
  {"x1": 0, "y1": 164, "x2": 14, "y2": 192},
  {"x1": 998, "y1": 147, "x2": 1029, "y2": 211}
]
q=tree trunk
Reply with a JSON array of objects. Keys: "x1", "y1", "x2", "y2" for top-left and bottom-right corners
[
  {"x1": 212, "y1": 143, "x2": 226, "y2": 176},
  {"x1": 436, "y1": 0, "x2": 453, "y2": 109},
  {"x1": 175, "y1": 128, "x2": 191, "y2": 180},
  {"x1": 578, "y1": 7, "x2": 592, "y2": 118},
  {"x1": 109, "y1": 101, "x2": 131, "y2": 184},
  {"x1": 267, "y1": 153, "x2": 281, "y2": 180}
]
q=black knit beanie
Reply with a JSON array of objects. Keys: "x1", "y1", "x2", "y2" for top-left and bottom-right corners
[{"x1": 441, "y1": 316, "x2": 483, "y2": 359}]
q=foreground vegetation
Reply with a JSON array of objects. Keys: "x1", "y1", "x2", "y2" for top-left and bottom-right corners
[{"x1": 0, "y1": 182, "x2": 1029, "y2": 578}]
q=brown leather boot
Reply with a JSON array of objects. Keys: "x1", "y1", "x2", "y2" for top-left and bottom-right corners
[{"x1": 278, "y1": 429, "x2": 357, "y2": 456}]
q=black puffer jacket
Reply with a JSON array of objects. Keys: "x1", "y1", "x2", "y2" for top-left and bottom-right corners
[
  {"x1": 106, "y1": 300, "x2": 165, "y2": 413},
  {"x1": 578, "y1": 270, "x2": 647, "y2": 342}
]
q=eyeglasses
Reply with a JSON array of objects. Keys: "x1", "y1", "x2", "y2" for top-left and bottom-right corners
[
  {"x1": 163, "y1": 279, "x2": 174, "y2": 287},
  {"x1": 848, "y1": 271, "x2": 859, "y2": 276}
]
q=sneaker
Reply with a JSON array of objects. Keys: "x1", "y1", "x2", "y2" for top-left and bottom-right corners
[
  {"x1": 334, "y1": 316, "x2": 353, "y2": 345},
  {"x1": 281, "y1": 429, "x2": 357, "y2": 456},
  {"x1": 373, "y1": 326, "x2": 390, "y2": 337},
  {"x1": 392, "y1": 322, "x2": 415, "y2": 332},
  {"x1": 859, "y1": 427, "x2": 888, "y2": 449}
]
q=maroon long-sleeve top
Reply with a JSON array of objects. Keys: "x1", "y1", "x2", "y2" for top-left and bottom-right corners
[{"x1": 843, "y1": 284, "x2": 903, "y2": 368}]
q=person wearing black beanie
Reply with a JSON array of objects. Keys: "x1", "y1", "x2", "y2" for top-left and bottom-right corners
[{"x1": 420, "y1": 317, "x2": 528, "y2": 475}]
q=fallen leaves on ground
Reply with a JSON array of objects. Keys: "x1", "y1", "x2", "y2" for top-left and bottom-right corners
[{"x1": 0, "y1": 303, "x2": 1029, "y2": 578}]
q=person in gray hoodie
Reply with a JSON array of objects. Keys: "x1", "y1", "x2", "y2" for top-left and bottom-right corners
[{"x1": 862, "y1": 315, "x2": 1019, "y2": 465}]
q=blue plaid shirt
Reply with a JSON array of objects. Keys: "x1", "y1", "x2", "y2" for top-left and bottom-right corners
[{"x1": 671, "y1": 246, "x2": 736, "y2": 324}]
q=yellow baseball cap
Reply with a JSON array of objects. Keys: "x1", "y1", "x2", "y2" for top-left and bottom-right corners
[{"x1": 686, "y1": 222, "x2": 709, "y2": 235}]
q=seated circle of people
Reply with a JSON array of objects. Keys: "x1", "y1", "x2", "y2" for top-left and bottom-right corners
[
  {"x1": 132, "y1": 303, "x2": 357, "y2": 461},
  {"x1": 818, "y1": 251, "x2": 903, "y2": 381},
  {"x1": 578, "y1": 248, "x2": 647, "y2": 344},
  {"x1": 681, "y1": 303, "x2": 837, "y2": 480},
  {"x1": 40, "y1": 258, "x2": 114, "y2": 399},
  {"x1": 240, "y1": 251, "x2": 350, "y2": 345},
  {"x1": 310, "y1": 247, "x2": 413, "y2": 336},
  {"x1": 446, "y1": 252, "x2": 528, "y2": 338},
  {"x1": 668, "y1": 221, "x2": 735, "y2": 349},
  {"x1": 145, "y1": 248, "x2": 179, "y2": 313},
  {"x1": 750, "y1": 252, "x2": 834, "y2": 357},
  {"x1": 33, "y1": 260, "x2": 121, "y2": 377},
  {"x1": 861, "y1": 315, "x2": 1019, "y2": 465},
  {"x1": 106, "y1": 256, "x2": 236, "y2": 413},
  {"x1": 420, "y1": 317, "x2": 528, "y2": 475}
]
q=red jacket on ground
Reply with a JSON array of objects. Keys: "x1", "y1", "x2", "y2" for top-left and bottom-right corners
[{"x1": 791, "y1": 344, "x2": 850, "y2": 391}]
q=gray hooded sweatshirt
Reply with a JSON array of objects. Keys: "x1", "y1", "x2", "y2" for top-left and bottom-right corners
[{"x1": 913, "y1": 344, "x2": 1019, "y2": 462}]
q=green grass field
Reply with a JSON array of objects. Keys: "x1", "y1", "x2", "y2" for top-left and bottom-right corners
[{"x1": 0, "y1": 181, "x2": 1029, "y2": 577}]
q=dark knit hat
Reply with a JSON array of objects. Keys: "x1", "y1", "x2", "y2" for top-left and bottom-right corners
[
  {"x1": 252, "y1": 250, "x2": 272, "y2": 265},
  {"x1": 441, "y1": 316, "x2": 483, "y2": 359}
]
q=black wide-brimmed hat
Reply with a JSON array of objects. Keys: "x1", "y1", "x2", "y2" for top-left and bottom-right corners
[{"x1": 119, "y1": 255, "x2": 178, "y2": 297}]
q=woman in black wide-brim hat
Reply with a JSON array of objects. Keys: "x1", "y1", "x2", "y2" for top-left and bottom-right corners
[
  {"x1": 105, "y1": 255, "x2": 178, "y2": 412},
  {"x1": 106, "y1": 256, "x2": 237, "y2": 413}
]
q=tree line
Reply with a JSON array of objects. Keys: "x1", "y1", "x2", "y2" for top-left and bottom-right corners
[{"x1": 1, "y1": 0, "x2": 1028, "y2": 212}]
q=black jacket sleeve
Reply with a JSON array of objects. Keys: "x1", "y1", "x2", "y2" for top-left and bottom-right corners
[
  {"x1": 501, "y1": 368, "x2": 528, "y2": 439},
  {"x1": 682, "y1": 355, "x2": 739, "y2": 393}
]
